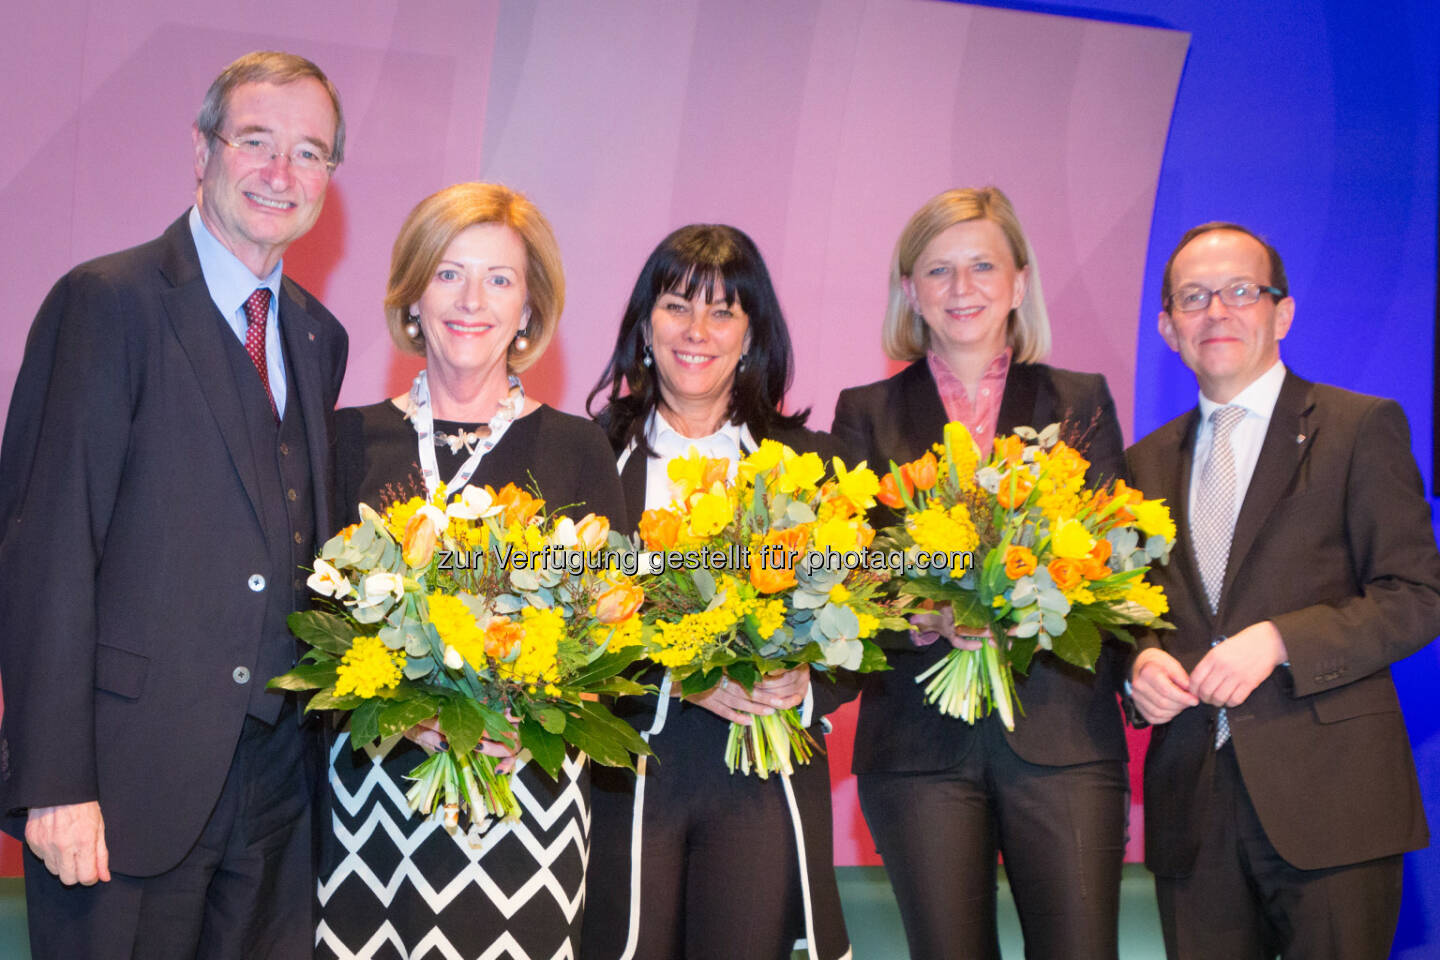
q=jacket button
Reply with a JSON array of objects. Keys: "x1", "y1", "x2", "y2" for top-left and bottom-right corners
[
  {"x1": 279, "y1": 442, "x2": 290, "y2": 456},
  {"x1": 248, "y1": 574, "x2": 266, "y2": 592},
  {"x1": 233, "y1": 666, "x2": 251, "y2": 684}
]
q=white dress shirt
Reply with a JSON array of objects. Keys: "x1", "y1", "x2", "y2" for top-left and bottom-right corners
[
  {"x1": 1187, "y1": 359, "x2": 1288, "y2": 530},
  {"x1": 188, "y1": 205, "x2": 288, "y2": 416},
  {"x1": 631, "y1": 408, "x2": 814, "y2": 725}
]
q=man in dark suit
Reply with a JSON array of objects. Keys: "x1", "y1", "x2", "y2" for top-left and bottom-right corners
[
  {"x1": 0, "y1": 51, "x2": 349, "y2": 959},
  {"x1": 1128, "y1": 222, "x2": 1440, "y2": 959}
]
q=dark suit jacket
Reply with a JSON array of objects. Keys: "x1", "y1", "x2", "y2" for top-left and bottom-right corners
[
  {"x1": 1126, "y1": 371, "x2": 1439, "y2": 875},
  {"x1": 831, "y1": 359, "x2": 1129, "y2": 772},
  {"x1": 0, "y1": 214, "x2": 347, "y2": 875}
]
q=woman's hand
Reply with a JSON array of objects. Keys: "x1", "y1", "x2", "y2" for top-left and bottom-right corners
[
  {"x1": 909, "y1": 606, "x2": 984, "y2": 651},
  {"x1": 405, "y1": 716, "x2": 522, "y2": 774},
  {"x1": 687, "y1": 664, "x2": 811, "y2": 724}
]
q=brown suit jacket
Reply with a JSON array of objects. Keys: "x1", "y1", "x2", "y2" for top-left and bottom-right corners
[
  {"x1": 1126, "y1": 371, "x2": 1439, "y2": 875},
  {"x1": 832, "y1": 359, "x2": 1129, "y2": 772}
]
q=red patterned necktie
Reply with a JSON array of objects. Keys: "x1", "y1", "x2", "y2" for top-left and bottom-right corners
[{"x1": 243, "y1": 287, "x2": 278, "y2": 420}]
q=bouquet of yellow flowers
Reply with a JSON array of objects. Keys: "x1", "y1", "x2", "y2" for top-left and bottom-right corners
[
  {"x1": 270, "y1": 482, "x2": 651, "y2": 823},
  {"x1": 633, "y1": 442, "x2": 908, "y2": 778},
  {"x1": 878, "y1": 422, "x2": 1175, "y2": 729}
]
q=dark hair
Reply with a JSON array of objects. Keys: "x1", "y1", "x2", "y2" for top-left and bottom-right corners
[
  {"x1": 586, "y1": 224, "x2": 808, "y2": 457},
  {"x1": 1161, "y1": 221, "x2": 1288, "y2": 309}
]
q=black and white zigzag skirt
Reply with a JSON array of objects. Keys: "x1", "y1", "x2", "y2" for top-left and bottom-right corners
[{"x1": 317, "y1": 733, "x2": 590, "y2": 960}]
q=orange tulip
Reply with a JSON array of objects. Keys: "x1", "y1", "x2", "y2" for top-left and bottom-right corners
[
  {"x1": 995, "y1": 470, "x2": 1035, "y2": 509},
  {"x1": 909, "y1": 452, "x2": 939, "y2": 491},
  {"x1": 750, "y1": 526, "x2": 809, "y2": 593},
  {"x1": 574, "y1": 512, "x2": 611, "y2": 551},
  {"x1": 594, "y1": 582, "x2": 645, "y2": 624},
  {"x1": 1004, "y1": 545, "x2": 1038, "y2": 579},
  {"x1": 993, "y1": 434, "x2": 1026, "y2": 466},
  {"x1": 638, "y1": 507, "x2": 683, "y2": 551},
  {"x1": 1082, "y1": 539, "x2": 1113, "y2": 580},
  {"x1": 877, "y1": 473, "x2": 910, "y2": 509},
  {"x1": 402, "y1": 512, "x2": 439, "y2": 567},
  {"x1": 1048, "y1": 557, "x2": 1084, "y2": 592},
  {"x1": 492, "y1": 482, "x2": 544, "y2": 527},
  {"x1": 484, "y1": 617, "x2": 524, "y2": 659}
]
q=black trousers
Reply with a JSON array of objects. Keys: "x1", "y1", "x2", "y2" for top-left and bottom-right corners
[
  {"x1": 858, "y1": 716, "x2": 1127, "y2": 960},
  {"x1": 24, "y1": 702, "x2": 315, "y2": 960},
  {"x1": 1155, "y1": 742, "x2": 1403, "y2": 960},
  {"x1": 583, "y1": 702, "x2": 804, "y2": 960}
]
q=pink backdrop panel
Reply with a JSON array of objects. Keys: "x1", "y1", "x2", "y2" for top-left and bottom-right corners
[
  {"x1": 459, "y1": 0, "x2": 1185, "y2": 865},
  {"x1": 0, "y1": 0, "x2": 1185, "y2": 873}
]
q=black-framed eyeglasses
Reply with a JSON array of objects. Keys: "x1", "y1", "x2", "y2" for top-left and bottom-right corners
[
  {"x1": 1168, "y1": 281, "x2": 1284, "y2": 313},
  {"x1": 211, "y1": 131, "x2": 337, "y2": 174}
]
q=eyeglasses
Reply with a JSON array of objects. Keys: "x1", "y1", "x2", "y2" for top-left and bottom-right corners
[
  {"x1": 211, "y1": 132, "x2": 337, "y2": 174},
  {"x1": 1168, "y1": 281, "x2": 1283, "y2": 313}
]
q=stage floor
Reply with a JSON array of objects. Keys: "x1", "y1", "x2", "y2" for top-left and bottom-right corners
[{"x1": 0, "y1": 866, "x2": 1167, "y2": 958}]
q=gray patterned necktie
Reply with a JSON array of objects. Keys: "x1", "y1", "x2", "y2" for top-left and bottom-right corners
[{"x1": 1192, "y1": 405, "x2": 1245, "y2": 747}]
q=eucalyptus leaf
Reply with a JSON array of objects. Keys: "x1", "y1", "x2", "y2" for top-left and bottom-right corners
[
  {"x1": 785, "y1": 500, "x2": 817, "y2": 525},
  {"x1": 692, "y1": 568, "x2": 716, "y2": 604},
  {"x1": 403, "y1": 655, "x2": 435, "y2": 679}
]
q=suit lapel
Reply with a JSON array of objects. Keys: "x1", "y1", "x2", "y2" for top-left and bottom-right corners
[
  {"x1": 620, "y1": 443, "x2": 647, "y2": 535},
  {"x1": 897, "y1": 361, "x2": 949, "y2": 462},
  {"x1": 1166, "y1": 410, "x2": 1212, "y2": 626},
  {"x1": 279, "y1": 277, "x2": 334, "y2": 540},
  {"x1": 157, "y1": 218, "x2": 265, "y2": 524},
  {"x1": 996, "y1": 362, "x2": 1044, "y2": 437},
  {"x1": 1220, "y1": 373, "x2": 1315, "y2": 608}
]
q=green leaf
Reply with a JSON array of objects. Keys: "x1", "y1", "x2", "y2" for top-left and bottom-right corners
[
  {"x1": 681, "y1": 668, "x2": 723, "y2": 697},
  {"x1": 349, "y1": 699, "x2": 383, "y2": 747},
  {"x1": 438, "y1": 697, "x2": 486, "y2": 755},
  {"x1": 267, "y1": 661, "x2": 337, "y2": 691},
  {"x1": 533, "y1": 704, "x2": 567, "y2": 734},
  {"x1": 858, "y1": 639, "x2": 891, "y2": 673},
  {"x1": 305, "y1": 689, "x2": 363, "y2": 711},
  {"x1": 726, "y1": 661, "x2": 760, "y2": 691},
  {"x1": 288, "y1": 610, "x2": 356, "y2": 656},
  {"x1": 377, "y1": 697, "x2": 436, "y2": 740},
  {"x1": 563, "y1": 701, "x2": 651, "y2": 770},
  {"x1": 1049, "y1": 617, "x2": 1102, "y2": 670},
  {"x1": 572, "y1": 647, "x2": 645, "y2": 686},
  {"x1": 1007, "y1": 634, "x2": 1039, "y2": 675},
  {"x1": 518, "y1": 717, "x2": 566, "y2": 779}
]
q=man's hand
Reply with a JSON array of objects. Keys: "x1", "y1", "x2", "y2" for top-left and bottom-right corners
[
  {"x1": 26, "y1": 801, "x2": 110, "y2": 885},
  {"x1": 687, "y1": 665, "x2": 810, "y2": 724},
  {"x1": 1131, "y1": 647, "x2": 1200, "y2": 724},
  {"x1": 1189, "y1": 621, "x2": 1288, "y2": 708}
]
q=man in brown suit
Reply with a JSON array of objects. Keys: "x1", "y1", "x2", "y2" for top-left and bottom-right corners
[{"x1": 1127, "y1": 222, "x2": 1440, "y2": 959}]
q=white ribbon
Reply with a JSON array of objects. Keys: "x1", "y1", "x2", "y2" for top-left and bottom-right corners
[{"x1": 408, "y1": 369, "x2": 524, "y2": 500}]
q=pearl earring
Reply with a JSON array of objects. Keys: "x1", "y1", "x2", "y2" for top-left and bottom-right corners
[{"x1": 404, "y1": 315, "x2": 421, "y2": 340}]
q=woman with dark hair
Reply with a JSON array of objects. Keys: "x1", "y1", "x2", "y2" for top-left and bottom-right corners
[
  {"x1": 581, "y1": 224, "x2": 852, "y2": 960},
  {"x1": 831, "y1": 186, "x2": 1128, "y2": 960},
  {"x1": 315, "y1": 182, "x2": 626, "y2": 960}
]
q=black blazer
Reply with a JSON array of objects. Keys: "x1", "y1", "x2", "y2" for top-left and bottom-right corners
[
  {"x1": 1127, "y1": 372, "x2": 1438, "y2": 875},
  {"x1": 0, "y1": 214, "x2": 348, "y2": 875},
  {"x1": 831, "y1": 359, "x2": 1128, "y2": 772}
]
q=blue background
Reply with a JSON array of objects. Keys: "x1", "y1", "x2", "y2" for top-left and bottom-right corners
[{"x1": 975, "y1": 1, "x2": 1439, "y2": 954}]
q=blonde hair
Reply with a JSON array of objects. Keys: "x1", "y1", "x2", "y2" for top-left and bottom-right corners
[
  {"x1": 385, "y1": 183, "x2": 564, "y2": 373},
  {"x1": 882, "y1": 186, "x2": 1050, "y2": 364}
]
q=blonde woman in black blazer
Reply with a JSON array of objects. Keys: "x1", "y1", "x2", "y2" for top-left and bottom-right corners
[{"x1": 831, "y1": 187, "x2": 1128, "y2": 960}]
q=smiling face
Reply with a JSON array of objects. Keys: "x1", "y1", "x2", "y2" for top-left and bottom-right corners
[
  {"x1": 1159, "y1": 229, "x2": 1294, "y2": 402},
  {"x1": 647, "y1": 278, "x2": 751, "y2": 432},
  {"x1": 903, "y1": 218, "x2": 1027, "y2": 364},
  {"x1": 412, "y1": 222, "x2": 529, "y2": 388},
  {"x1": 192, "y1": 78, "x2": 337, "y2": 277}
]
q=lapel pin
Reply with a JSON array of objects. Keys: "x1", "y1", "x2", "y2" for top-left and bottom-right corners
[
  {"x1": 308, "y1": 331, "x2": 316, "y2": 342},
  {"x1": 1296, "y1": 433, "x2": 1306, "y2": 444}
]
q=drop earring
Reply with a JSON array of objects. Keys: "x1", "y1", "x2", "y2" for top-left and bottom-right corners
[
  {"x1": 404, "y1": 313, "x2": 421, "y2": 340},
  {"x1": 642, "y1": 344, "x2": 654, "y2": 368},
  {"x1": 513, "y1": 327, "x2": 530, "y2": 352}
]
